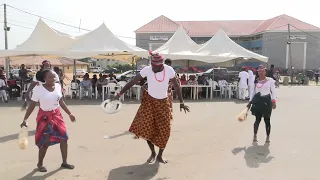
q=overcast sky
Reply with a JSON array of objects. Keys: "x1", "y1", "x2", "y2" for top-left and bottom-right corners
[{"x1": 0, "y1": 0, "x2": 319, "y2": 49}]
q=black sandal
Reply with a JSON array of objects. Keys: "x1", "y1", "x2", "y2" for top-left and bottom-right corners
[
  {"x1": 61, "y1": 163, "x2": 75, "y2": 169},
  {"x1": 38, "y1": 166, "x2": 48, "y2": 172}
]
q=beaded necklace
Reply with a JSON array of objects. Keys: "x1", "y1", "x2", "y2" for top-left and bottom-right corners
[
  {"x1": 154, "y1": 68, "x2": 166, "y2": 82},
  {"x1": 256, "y1": 78, "x2": 267, "y2": 88}
]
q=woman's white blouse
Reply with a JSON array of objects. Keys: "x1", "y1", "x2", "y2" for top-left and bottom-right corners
[
  {"x1": 249, "y1": 78, "x2": 276, "y2": 101},
  {"x1": 31, "y1": 83, "x2": 62, "y2": 111}
]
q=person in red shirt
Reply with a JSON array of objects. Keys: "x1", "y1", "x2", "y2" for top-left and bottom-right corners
[{"x1": 180, "y1": 74, "x2": 187, "y2": 85}]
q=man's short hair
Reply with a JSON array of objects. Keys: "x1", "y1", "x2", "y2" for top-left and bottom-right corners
[{"x1": 164, "y1": 58, "x2": 172, "y2": 65}]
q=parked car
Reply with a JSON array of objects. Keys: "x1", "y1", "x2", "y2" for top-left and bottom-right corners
[
  {"x1": 90, "y1": 67, "x2": 103, "y2": 73},
  {"x1": 102, "y1": 68, "x2": 120, "y2": 74},
  {"x1": 76, "y1": 69, "x2": 87, "y2": 77},
  {"x1": 196, "y1": 67, "x2": 239, "y2": 81},
  {"x1": 116, "y1": 70, "x2": 140, "y2": 81}
]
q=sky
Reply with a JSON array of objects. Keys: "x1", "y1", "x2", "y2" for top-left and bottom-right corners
[{"x1": 0, "y1": 0, "x2": 319, "y2": 49}]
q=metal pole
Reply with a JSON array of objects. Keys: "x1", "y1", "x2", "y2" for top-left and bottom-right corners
[
  {"x1": 73, "y1": 60, "x2": 76, "y2": 80},
  {"x1": 4, "y1": 4, "x2": 10, "y2": 78},
  {"x1": 287, "y1": 24, "x2": 293, "y2": 82}
]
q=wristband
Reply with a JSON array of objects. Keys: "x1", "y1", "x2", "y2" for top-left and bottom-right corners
[{"x1": 271, "y1": 99, "x2": 276, "y2": 103}]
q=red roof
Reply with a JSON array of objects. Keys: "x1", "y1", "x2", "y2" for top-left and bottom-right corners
[
  {"x1": 135, "y1": 15, "x2": 180, "y2": 33},
  {"x1": 135, "y1": 14, "x2": 320, "y2": 36}
]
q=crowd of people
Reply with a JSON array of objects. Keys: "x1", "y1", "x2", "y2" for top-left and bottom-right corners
[
  {"x1": 0, "y1": 54, "x2": 282, "y2": 173},
  {"x1": 237, "y1": 64, "x2": 279, "y2": 101}
]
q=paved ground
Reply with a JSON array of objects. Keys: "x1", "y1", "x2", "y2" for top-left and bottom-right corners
[{"x1": 0, "y1": 86, "x2": 319, "y2": 180}]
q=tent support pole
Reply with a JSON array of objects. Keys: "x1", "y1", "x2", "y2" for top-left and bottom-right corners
[{"x1": 73, "y1": 59, "x2": 76, "y2": 80}]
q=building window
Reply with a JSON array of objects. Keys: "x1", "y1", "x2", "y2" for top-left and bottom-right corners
[
  {"x1": 253, "y1": 34, "x2": 262, "y2": 40},
  {"x1": 238, "y1": 37, "x2": 252, "y2": 41}
]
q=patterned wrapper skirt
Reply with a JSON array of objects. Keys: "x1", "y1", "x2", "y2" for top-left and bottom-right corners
[
  {"x1": 129, "y1": 90, "x2": 173, "y2": 149},
  {"x1": 35, "y1": 108, "x2": 68, "y2": 149}
]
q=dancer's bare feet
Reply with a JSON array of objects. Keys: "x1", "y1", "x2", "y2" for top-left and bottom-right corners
[
  {"x1": 147, "y1": 153, "x2": 156, "y2": 163},
  {"x1": 253, "y1": 135, "x2": 258, "y2": 142},
  {"x1": 265, "y1": 136, "x2": 270, "y2": 143},
  {"x1": 157, "y1": 155, "x2": 168, "y2": 164}
]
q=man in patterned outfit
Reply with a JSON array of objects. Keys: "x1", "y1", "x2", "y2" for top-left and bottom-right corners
[{"x1": 114, "y1": 52, "x2": 189, "y2": 164}]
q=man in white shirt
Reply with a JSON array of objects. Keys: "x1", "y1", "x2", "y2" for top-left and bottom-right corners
[
  {"x1": 238, "y1": 67, "x2": 249, "y2": 100},
  {"x1": 247, "y1": 67, "x2": 255, "y2": 99},
  {"x1": 0, "y1": 76, "x2": 8, "y2": 103},
  {"x1": 218, "y1": 77, "x2": 228, "y2": 96},
  {"x1": 114, "y1": 52, "x2": 189, "y2": 164}
]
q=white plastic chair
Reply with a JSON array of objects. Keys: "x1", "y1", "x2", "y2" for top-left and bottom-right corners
[
  {"x1": 102, "y1": 83, "x2": 117, "y2": 101},
  {"x1": 70, "y1": 82, "x2": 79, "y2": 99},
  {"x1": 80, "y1": 86, "x2": 93, "y2": 99},
  {"x1": 64, "y1": 84, "x2": 71, "y2": 98},
  {"x1": 218, "y1": 81, "x2": 227, "y2": 98},
  {"x1": 212, "y1": 81, "x2": 221, "y2": 97},
  {"x1": 0, "y1": 87, "x2": 9, "y2": 102},
  {"x1": 117, "y1": 81, "x2": 127, "y2": 101}
]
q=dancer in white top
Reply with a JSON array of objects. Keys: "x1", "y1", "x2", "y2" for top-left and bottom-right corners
[
  {"x1": 20, "y1": 69, "x2": 75, "y2": 172},
  {"x1": 247, "y1": 65, "x2": 276, "y2": 143},
  {"x1": 114, "y1": 52, "x2": 189, "y2": 164},
  {"x1": 238, "y1": 67, "x2": 249, "y2": 100},
  {"x1": 247, "y1": 67, "x2": 255, "y2": 99},
  {"x1": 22, "y1": 60, "x2": 60, "y2": 110}
]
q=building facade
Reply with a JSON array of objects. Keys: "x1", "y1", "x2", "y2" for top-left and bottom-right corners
[{"x1": 135, "y1": 15, "x2": 320, "y2": 70}]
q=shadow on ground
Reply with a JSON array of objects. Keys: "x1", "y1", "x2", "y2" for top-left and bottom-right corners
[
  {"x1": 18, "y1": 168, "x2": 62, "y2": 180},
  {"x1": 0, "y1": 130, "x2": 36, "y2": 144},
  {"x1": 106, "y1": 162, "x2": 168, "y2": 180},
  {"x1": 232, "y1": 142, "x2": 274, "y2": 168},
  {"x1": 107, "y1": 131, "x2": 131, "y2": 139}
]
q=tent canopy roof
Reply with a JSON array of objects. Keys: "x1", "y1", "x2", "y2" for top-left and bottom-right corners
[
  {"x1": 196, "y1": 29, "x2": 268, "y2": 62},
  {"x1": 58, "y1": 23, "x2": 148, "y2": 59},
  {"x1": 154, "y1": 26, "x2": 200, "y2": 55},
  {"x1": 16, "y1": 19, "x2": 74, "y2": 51},
  {"x1": 0, "y1": 20, "x2": 148, "y2": 62}
]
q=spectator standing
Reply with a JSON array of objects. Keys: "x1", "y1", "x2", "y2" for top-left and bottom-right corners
[{"x1": 238, "y1": 67, "x2": 249, "y2": 100}]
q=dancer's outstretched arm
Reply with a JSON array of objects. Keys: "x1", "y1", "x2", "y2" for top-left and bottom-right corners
[
  {"x1": 171, "y1": 77, "x2": 190, "y2": 113},
  {"x1": 20, "y1": 101, "x2": 36, "y2": 127},
  {"x1": 117, "y1": 73, "x2": 143, "y2": 96},
  {"x1": 171, "y1": 77, "x2": 184, "y2": 104}
]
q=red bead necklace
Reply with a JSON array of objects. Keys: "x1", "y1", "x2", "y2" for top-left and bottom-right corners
[
  {"x1": 256, "y1": 78, "x2": 267, "y2": 88},
  {"x1": 154, "y1": 68, "x2": 166, "y2": 82}
]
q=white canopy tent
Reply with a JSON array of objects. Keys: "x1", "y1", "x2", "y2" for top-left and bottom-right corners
[
  {"x1": 153, "y1": 26, "x2": 238, "y2": 64},
  {"x1": 56, "y1": 23, "x2": 148, "y2": 59},
  {"x1": 154, "y1": 26, "x2": 200, "y2": 56},
  {"x1": 196, "y1": 29, "x2": 268, "y2": 63},
  {"x1": 0, "y1": 19, "x2": 75, "y2": 57}
]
